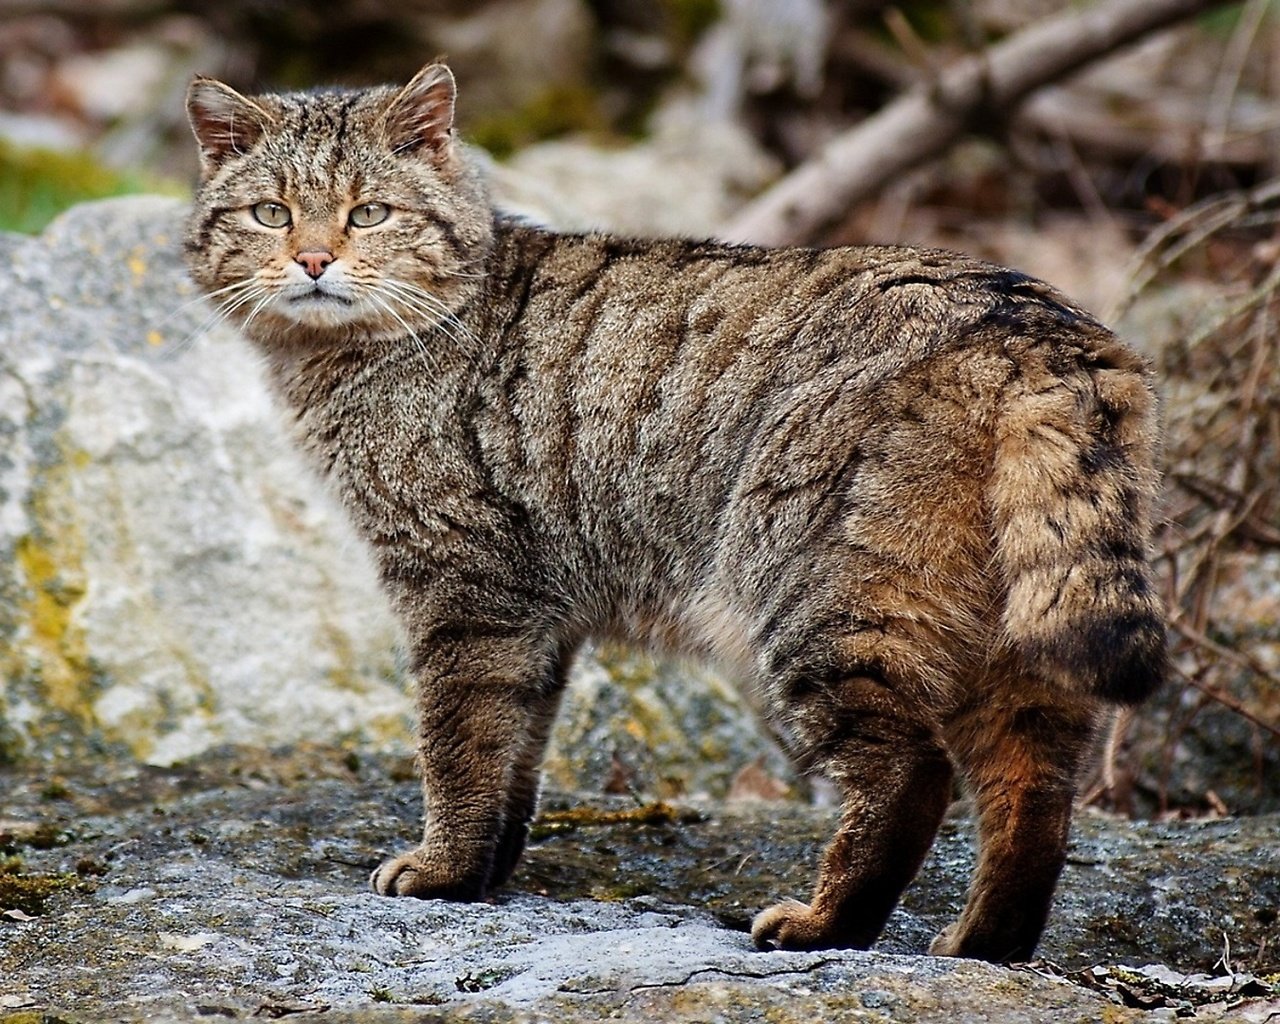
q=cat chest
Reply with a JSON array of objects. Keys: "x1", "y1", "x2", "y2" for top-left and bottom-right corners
[{"x1": 298, "y1": 392, "x2": 480, "y2": 550}]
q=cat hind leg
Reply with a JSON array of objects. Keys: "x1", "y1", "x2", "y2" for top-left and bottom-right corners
[
  {"x1": 932, "y1": 684, "x2": 1099, "y2": 961},
  {"x1": 753, "y1": 672, "x2": 953, "y2": 951}
]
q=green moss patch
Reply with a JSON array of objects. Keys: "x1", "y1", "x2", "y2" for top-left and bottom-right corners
[
  {"x1": 0, "y1": 861, "x2": 78, "y2": 916},
  {"x1": 530, "y1": 800, "x2": 703, "y2": 840},
  {"x1": 0, "y1": 141, "x2": 186, "y2": 235},
  {"x1": 469, "y1": 85, "x2": 610, "y2": 159}
]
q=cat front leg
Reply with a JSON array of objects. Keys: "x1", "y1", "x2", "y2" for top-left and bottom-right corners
[
  {"x1": 486, "y1": 676, "x2": 569, "y2": 889},
  {"x1": 371, "y1": 630, "x2": 566, "y2": 901}
]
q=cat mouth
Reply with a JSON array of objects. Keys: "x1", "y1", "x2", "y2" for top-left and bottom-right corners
[{"x1": 290, "y1": 289, "x2": 353, "y2": 306}]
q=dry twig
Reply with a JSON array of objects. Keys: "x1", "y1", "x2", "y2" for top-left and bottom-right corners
[{"x1": 724, "y1": 0, "x2": 1243, "y2": 245}]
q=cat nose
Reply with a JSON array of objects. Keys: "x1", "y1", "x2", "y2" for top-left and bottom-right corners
[{"x1": 295, "y1": 250, "x2": 334, "y2": 279}]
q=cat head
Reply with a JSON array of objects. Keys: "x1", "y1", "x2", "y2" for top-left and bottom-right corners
[{"x1": 183, "y1": 63, "x2": 492, "y2": 346}]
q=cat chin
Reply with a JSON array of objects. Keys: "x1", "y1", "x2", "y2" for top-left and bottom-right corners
[{"x1": 275, "y1": 298, "x2": 368, "y2": 330}]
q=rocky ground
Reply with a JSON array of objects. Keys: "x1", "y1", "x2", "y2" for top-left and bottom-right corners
[{"x1": 1, "y1": 747, "x2": 1278, "y2": 1023}]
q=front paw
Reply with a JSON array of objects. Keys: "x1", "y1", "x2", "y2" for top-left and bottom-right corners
[
  {"x1": 752, "y1": 899, "x2": 836, "y2": 951},
  {"x1": 369, "y1": 848, "x2": 487, "y2": 901}
]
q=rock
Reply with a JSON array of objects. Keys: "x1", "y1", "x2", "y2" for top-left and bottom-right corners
[
  {"x1": 487, "y1": 108, "x2": 779, "y2": 237},
  {"x1": 51, "y1": 43, "x2": 173, "y2": 122},
  {"x1": 431, "y1": 0, "x2": 596, "y2": 122},
  {"x1": 0, "y1": 748, "x2": 1275, "y2": 1022},
  {"x1": 544, "y1": 646, "x2": 794, "y2": 799},
  {"x1": 0, "y1": 197, "x2": 407, "y2": 766},
  {"x1": 0, "y1": 111, "x2": 85, "y2": 152},
  {"x1": 0, "y1": 196, "x2": 789, "y2": 799}
]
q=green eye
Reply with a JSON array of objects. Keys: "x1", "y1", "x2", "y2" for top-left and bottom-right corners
[
  {"x1": 251, "y1": 201, "x2": 291, "y2": 228},
  {"x1": 349, "y1": 202, "x2": 390, "y2": 228}
]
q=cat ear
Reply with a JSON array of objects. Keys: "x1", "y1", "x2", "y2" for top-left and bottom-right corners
[
  {"x1": 381, "y1": 63, "x2": 457, "y2": 160},
  {"x1": 186, "y1": 76, "x2": 276, "y2": 173}
]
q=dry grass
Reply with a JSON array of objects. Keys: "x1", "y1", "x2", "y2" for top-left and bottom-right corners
[{"x1": 1089, "y1": 179, "x2": 1280, "y2": 816}]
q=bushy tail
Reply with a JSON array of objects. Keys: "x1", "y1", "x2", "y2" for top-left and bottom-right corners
[{"x1": 990, "y1": 328, "x2": 1167, "y2": 705}]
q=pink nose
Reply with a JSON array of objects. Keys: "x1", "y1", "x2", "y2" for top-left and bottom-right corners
[{"x1": 295, "y1": 250, "x2": 334, "y2": 279}]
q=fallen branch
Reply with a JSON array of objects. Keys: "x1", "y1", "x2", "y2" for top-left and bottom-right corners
[{"x1": 723, "y1": 0, "x2": 1243, "y2": 246}]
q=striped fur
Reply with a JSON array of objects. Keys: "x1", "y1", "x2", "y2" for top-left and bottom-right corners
[{"x1": 183, "y1": 64, "x2": 1166, "y2": 963}]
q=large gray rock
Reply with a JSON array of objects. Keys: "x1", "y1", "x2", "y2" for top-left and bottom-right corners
[
  {"x1": 0, "y1": 197, "x2": 791, "y2": 797},
  {"x1": 1, "y1": 749, "x2": 1276, "y2": 1022},
  {"x1": 0, "y1": 197, "x2": 406, "y2": 765}
]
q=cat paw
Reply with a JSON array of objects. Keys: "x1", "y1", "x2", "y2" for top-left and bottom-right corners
[
  {"x1": 751, "y1": 899, "x2": 834, "y2": 951},
  {"x1": 927, "y1": 923, "x2": 1032, "y2": 963},
  {"x1": 927, "y1": 924, "x2": 961, "y2": 957},
  {"x1": 369, "y1": 849, "x2": 486, "y2": 901}
]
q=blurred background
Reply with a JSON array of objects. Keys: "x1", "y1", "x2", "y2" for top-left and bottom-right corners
[
  {"x1": 2, "y1": 0, "x2": 1278, "y2": 247},
  {"x1": 0, "y1": 0, "x2": 1277, "y2": 819}
]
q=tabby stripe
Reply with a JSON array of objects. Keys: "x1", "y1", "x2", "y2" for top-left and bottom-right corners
[
  {"x1": 213, "y1": 245, "x2": 244, "y2": 277},
  {"x1": 877, "y1": 274, "x2": 943, "y2": 292},
  {"x1": 332, "y1": 94, "x2": 357, "y2": 156},
  {"x1": 426, "y1": 211, "x2": 464, "y2": 256},
  {"x1": 496, "y1": 266, "x2": 538, "y2": 344},
  {"x1": 190, "y1": 205, "x2": 236, "y2": 252}
]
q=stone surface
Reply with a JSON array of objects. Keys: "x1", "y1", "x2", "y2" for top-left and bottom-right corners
[
  {"x1": 2, "y1": 748, "x2": 1276, "y2": 1022},
  {"x1": 488, "y1": 109, "x2": 778, "y2": 239},
  {"x1": 0, "y1": 196, "x2": 790, "y2": 798},
  {"x1": 0, "y1": 197, "x2": 406, "y2": 766}
]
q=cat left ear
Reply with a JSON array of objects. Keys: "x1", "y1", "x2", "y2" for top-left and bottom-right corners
[
  {"x1": 382, "y1": 63, "x2": 457, "y2": 160},
  {"x1": 186, "y1": 76, "x2": 277, "y2": 175}
]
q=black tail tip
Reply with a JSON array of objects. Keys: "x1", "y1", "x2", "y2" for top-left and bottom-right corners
[{"x1": 1032, "y1": 614, "x2": 1168, "y2": 705}]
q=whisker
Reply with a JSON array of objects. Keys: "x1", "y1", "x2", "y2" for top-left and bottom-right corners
[
  {"x1": 369, "y1": 287, "x2": 440, "y2": 347},
  {"x1": 379, "y1": 279, "x2": 481, "y2": 350},
  {"x1": 159, "y1": 284, "x2": 267, "y2": 360},
  {"x1": 366, "y1": 291, "x2": 440, "y2": 376},
  {"x1": 378, "y1": 291, "x2": 474, "y2": 356},
  {"x1": 155, "y1": 277, "x2": 258, "y2": 331},
  {"x1": 373, "y1": 285, "x2": 474, "y2": 373},
  {"x1": 375, "y1": 281, "x2": 452, "y2": 326},
  {"x1": 241, "y1": 292, "x2": 276, "y2": 331}
]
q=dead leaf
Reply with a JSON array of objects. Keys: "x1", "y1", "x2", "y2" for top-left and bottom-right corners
[{"x1": 727, "y1": 758, "x2": 791, "y2": 802}]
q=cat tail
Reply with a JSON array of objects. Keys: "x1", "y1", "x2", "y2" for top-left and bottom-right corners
[{"x1": 988, "y1": 326, "x2": 1167, "y2": 705}]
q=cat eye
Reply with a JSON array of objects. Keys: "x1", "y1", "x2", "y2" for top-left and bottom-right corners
[
  {"x1": 251, "y1": 201, "x2": 292, "y2": 228},
  {"x1": 349, "y1": 202, "x2": 390, "y2": 228}
]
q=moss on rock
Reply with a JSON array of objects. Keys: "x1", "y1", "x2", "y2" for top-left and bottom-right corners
[{"x1": 0, "y1": 860, "x2": 79, "y2": 916}]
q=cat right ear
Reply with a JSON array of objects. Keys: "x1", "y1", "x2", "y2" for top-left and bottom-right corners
[{"x1": 186, "y1": 76, "x2": 275, "y2": 175}]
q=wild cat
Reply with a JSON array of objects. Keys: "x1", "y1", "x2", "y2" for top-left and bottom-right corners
[{"x1": 183, "y1": 62, "x2": 1165, "y2": 963}]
